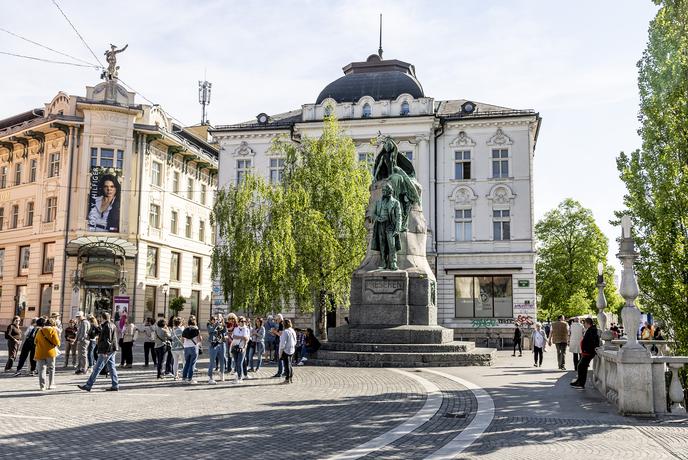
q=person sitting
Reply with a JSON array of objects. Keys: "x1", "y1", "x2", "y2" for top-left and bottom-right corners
[{"x1": 297, "y1": 328, "x2": 320, "y2": 366}]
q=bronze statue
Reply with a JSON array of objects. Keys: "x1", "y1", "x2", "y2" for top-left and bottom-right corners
[
  {"x1": 371, "y1": 183, "x2": 401, "y2": 270},
  {"x1": 102, "y1": 44, "x2": 128, "y2": 80}
]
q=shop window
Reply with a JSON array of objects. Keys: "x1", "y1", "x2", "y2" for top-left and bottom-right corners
[{"x1": 454, "y1": 275, "x2": 513, "y2": 318}]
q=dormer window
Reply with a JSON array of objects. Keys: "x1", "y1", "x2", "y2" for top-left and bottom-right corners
[
  {"x1": 400, "y1": 101, "x2": 410, "y2": 116},
  {"x1": 362, "y1": 103, "x2": 372, "y2": 118}
]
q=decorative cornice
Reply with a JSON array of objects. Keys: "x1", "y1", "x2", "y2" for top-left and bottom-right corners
[
  {"x1": 449, "y1": 131, "x2": 476, "y2": 148},
  {"x1": 233, "y1": 141, "x2": 256, "y2": 157},
  {"x1": 487, "y1": 128, "x2": 513, "y2": 146}
]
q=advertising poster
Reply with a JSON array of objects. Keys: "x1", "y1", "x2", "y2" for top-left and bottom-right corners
[
  {"x1": 88, "y1": 166, "x2": 122, "y2": 232},
  {"x1": 114, "y1": 295, "x2": 130, "y2": 329}
]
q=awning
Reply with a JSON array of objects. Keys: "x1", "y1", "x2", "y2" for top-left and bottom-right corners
[{"x1": 66, "y1": 236, "x2": 137, "y2": 259}]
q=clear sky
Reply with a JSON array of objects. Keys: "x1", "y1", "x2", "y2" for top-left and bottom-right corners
[{"x1": 1, "y1": 0, "x2": 660, "y2": 275}]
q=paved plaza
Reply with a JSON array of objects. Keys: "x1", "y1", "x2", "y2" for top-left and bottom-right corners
[{"x1": 0, "y1": 346, "x2": 686, "y2": 459}]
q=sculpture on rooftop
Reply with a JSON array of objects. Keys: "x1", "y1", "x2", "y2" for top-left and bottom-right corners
[{"x1": 102, "y1": 43, "x2": 128, "y2": 81}]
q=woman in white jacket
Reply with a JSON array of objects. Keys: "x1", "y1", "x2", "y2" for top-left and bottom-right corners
[
  {"x1": 568, "y1": 317, "x2": 585, "y2": 371},
  {"x1": 278, "y1": 319, "x2": 297, "y2": 384}
]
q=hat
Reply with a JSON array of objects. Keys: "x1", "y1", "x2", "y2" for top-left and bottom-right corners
[
  {"x1": 76, "y1": 311, "x2": 85, "y2": 317},
  {"x1": 50, "y1": 312, "x2": 60, "y2": 317}
]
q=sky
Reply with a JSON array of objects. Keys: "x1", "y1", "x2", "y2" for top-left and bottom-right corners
[{"x1": 0, "y1": 0, "x2": 660, "y2": 275}]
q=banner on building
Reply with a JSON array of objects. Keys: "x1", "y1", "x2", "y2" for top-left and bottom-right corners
[{"x1": 87, "y1": 166, "x2": 122, "y2": 232}]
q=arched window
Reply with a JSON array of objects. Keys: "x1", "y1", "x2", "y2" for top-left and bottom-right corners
[
  {"x1": 362, "y1": 103, "x2": 372, "y2": 118},
  {"x1": 400, "y1": 101, "x2": 410, "y2": 116}
]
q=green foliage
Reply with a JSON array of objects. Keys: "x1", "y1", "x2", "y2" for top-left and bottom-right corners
[
  {"x1": 535, "y1": 199, "x2": 619, "y2": 320},
  {"x1": 168, "y1": 296, "x2": 186, "y2": 314},
  {"x1": 616, "y1": 0, "x2": 688, "y2": 352}
]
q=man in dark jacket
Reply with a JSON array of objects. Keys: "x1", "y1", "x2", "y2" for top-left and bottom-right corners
[
  {"x1": 78, "y1": 312, "x2": 119, "y2": 392},
  {"x1": 570, "y1": 318, "x2": 599, "y2": 389}
]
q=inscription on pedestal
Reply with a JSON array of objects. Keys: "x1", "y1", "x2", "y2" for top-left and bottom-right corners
[{"x1": 364, "y1": 277, "x2": 406, "y2": 304}]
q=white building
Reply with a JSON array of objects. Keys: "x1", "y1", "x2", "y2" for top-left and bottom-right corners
[{"x1": 212, "y1": 53, "x2": 541, "y2": 342}]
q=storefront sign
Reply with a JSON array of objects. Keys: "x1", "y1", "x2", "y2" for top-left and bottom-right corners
[{"x1": 82, "y1": 262, "x2": 119, "y2": 284}]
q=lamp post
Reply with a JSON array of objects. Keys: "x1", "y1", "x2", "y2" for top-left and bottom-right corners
[{"x1": 162, "y1": 283, "x2": 169, "y2": 319}]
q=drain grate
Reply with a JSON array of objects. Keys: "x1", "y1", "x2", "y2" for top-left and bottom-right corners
[{"x1": 443, "y1": 412, "x2": 467, "y2": 418}]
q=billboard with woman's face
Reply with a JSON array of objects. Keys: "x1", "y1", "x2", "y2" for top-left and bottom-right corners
[{"x1": 88, "y1": 167, "x2": 122, "y2": 232}]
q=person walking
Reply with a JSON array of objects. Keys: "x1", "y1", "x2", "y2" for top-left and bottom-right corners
[
  {"x1": 170, "y1": 317, "x2": 185, "y2": 380},
  {"x1": 549, "y1": 315, "x2": 569, "y2": 370},
  {"x1": 248, "y1": 317, "x2": 265, "y2": 372},
  {"x1": 225, "y1": 313, "x2": 238, "y2": 373},
  {"x1": 14, "y1": 318, "x2": 38, "y2": 376},
  {"x1": 62, "y1": 319, "x2": 78, "y2": 368},
  {"x1": 569, "y1": 317, "x2": 585, "y2": 371},
  {"x1": 141, "y1": 318, "x2": 157, "y2": 367},
  {"x1": 4, "y1": 316, "x2": 22, "y2": 372},
  {"x1": 230, "y1": 316, "x2": 250, "y2": 383},
  {"x1": 87, "y1": 315, "x2": 100, "y2": 370},
  {"x1": 532, "y1": 323, "x2": 547, "y2": 368},
  {"x1": 570, "y1": 318, "x2": 599, "y2": 389},
  {"x1": 34, "y1": 317, "x2": 61, "y2": 390},
  {"x1": 512, "y1": 322, "x2": 522, "y2": 357},
  {"x1": 207, "y1": 315, "x2": 227, "y2": 384},
  {"x1": 78, "y1": 312, "x2": 119, "y2": 392},
  {"x1": 265, "y1": 315, "x2": 277, "y2": 362},
  {"x1": 271, "y1": 314, "x2": 285, "y2": 378},
  {"x1": 181, "y1": 316, "x2": 201, "y2": 384},
  {"x1": 75, "y1": 311, "x2": 91, "y2": 375},
  {"x1": 120, "y1": 318, "x2": 138, "y2": 368},
  {"x1": 279, "y1": 319, "x2": 297, "y2": 384},
  {"x1": 153, "y1": 319, "x2": 172, "y2": 379}
]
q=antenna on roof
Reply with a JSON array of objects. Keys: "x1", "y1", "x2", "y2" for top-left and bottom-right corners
[
  {"x1": 378, "y1": 14, "x2": 383, "y2": 59},
  {"x1": 198, "y1": 77, "x2": 212, "y2": 126}
]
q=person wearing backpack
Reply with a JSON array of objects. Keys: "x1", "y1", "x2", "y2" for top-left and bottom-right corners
[
  {"x1": 153, "y1": 319, "x2": 172, "y2": 379},
  {"x1": 34, "y1": 317, "x2": 61, "y2": 390},
  {"x1": 170, "y1": 317, "x2": 185, "y2": 380}
]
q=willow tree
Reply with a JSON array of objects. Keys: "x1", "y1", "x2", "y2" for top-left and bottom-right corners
[
  {"x1": 275, "y1": 117, "x2": 370, "y2": 338},
  {"x1": 617, "y1": 0, "x2": 688, "y2": 351},
  {"x1": 535, "y1": 199, "x2": 620, "y2": 320}
]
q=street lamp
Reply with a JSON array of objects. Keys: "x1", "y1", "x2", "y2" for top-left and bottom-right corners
[{"x1": 162, "y1": 283, "x2": 169, "y2": 319}]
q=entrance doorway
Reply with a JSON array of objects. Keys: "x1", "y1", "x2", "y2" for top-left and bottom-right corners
[{"x1": 84, "y1": 287, "x2": 114, "y2": 320}]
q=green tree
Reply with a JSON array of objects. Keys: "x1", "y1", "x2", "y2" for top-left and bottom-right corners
[
  {"x1": 535, "y1": 199, "x2": 616, "y2": 319},
  {"x1": 275, "y1": 117, "x2": 371, "y2": 338},
  {"x1": 616, "y1": 0, "x2": 688, "y2": 351}
]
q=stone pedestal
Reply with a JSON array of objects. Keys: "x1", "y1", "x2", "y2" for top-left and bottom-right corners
[{"x1": 617, "y1": 348, "x2": 655, "y2": 415}]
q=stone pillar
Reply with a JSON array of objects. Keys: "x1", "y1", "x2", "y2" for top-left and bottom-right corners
[{"x1": 617, "y1": 216, "x2": 647, "y2": 357}]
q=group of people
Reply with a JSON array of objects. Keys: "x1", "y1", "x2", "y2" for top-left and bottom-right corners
[{"x1": 4, "y1": 310, "x2": 318, "y2": 391}]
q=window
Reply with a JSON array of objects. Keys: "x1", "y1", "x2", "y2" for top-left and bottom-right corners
[
  {"x1": 26, "y1": 202, "x2": 34, "y2": 226},
  {"x1": 48, "y1": 153, "x2": 60, "y2": 177},
  {"x1": 147, "y1": 246, "x2": 159, "y2": 277},
  {"x1": 169, "y1": 287, "x2": 180, "y2": 301},
  {"x1": 0, "y1": 166, "x2": 7, "y2": 188},
  {"x1": 170, "y1": 210, "x2": 178, "y2": 235},
  {"x1": 29, "y1": 159, "x2": 37, "y2": 182},
  {"x1": 0, "y1": 207, "x2": 3, "y2": 230},
  {"x1": 185, "y1": 215, "x2": 192, "y2": 238},
  {"x1": 401, "y1": 151, "x2": 413, "y2": 162},
  {"x1": 149, "y1": 204, "x2": 160, "y2": 228},
  {"x1": 454, "y1": 275, "x2": 513, "y2": 318},
  {"x1": 199, "y1": 220, "x2": 205, "y2": 243},
  {"x1": 151, "y1": 161, "x2": 162, "y2": 186},
  {"x1": 269, "y1": 158, "x2": 285, "y2": 184},
  {"x1": 46, "y1": 197, "x2": 57, "y2": 223},
  {"x1": 144, "y1": 285, "x2": 157, "y2": 317},
  {"x1": 39, "y1": 283, "x2": 52, "y2": 317},
  {"x1": 10, "y1": 205, "x2": 18, "y2": 229},
  {"x1": 173, "y1": 171, "x2": 180, "y2": 194},
  {"x1": 189, "y1": 290, "x2": 200, "y2": 317},
  {"x1": 362, "y1": 103, "x2": 372, "y2": 118},
  {"x1": 455, "y1": 209, "x2": 472, "y2": 241},
  {"x1": 170, "y1": 252, "x2": 180, "y2": 281},
  {"x1": 493, "y1": 209, "x2": 510, "y2": 241},
  {"x1": 91, "y1": 148, "x2": 124, "y2": 169},
  {"x1": 358, "y1": 152, "x2": 375, "y2": 175},
  {"x1": 201, "y1": 184, "x2": 207, "y2": 205},
  {"x1": 454, "y1": 151, "x2": 471, "y2": 180},
  {"x1": 15, "y1": 285, "x2": 27, "y2": 316},
  {"x1": 210, "y1": 224, "x2": 216, "y2": 245},
  {"x1": 18, "y1": 245, "x2": 30, "y2": 276},
  {"x1": 42, "y1": 242, "x2": 55, "y2": 274},
  {"x1": 324, "y1": 105, "x2": 333, "y2": 117},
  {"x1": 187, "y1": 178, "x2": 194, "y2": 200},
  {"x1": 0, "y1": 248, "x2": 4, "y2": 277},
  {"x1": 400, "y1": 100, "x2": 410, "y2": 116},
  {"x1": 236, "y1": 159, "x2": 251, "y2": 183},
  {"x1": 14, "y1": 163, "x2": 22, "y2": 186},
  {"x1": 192, "y1": 256, "x2": 201, "y2": 283},
  {"x1": 100, "y1": 148, "x2": 114, "y2": 168},
  {"x1": 492, "y1": 149, "x2": 509, "y2": 178}
]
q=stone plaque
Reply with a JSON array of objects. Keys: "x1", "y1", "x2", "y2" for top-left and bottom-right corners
[{"x1": 364, "y1": 276, "x2": 406, "y2": 304}]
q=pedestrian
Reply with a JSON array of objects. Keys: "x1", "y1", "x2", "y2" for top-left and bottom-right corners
[
  {"x1": 271, "y1": 314, "x2": 285, "y2": 378},
  {"x1": 141, "y1": 318, "x2": 157, "y2": 367},
  {"x1": 62, "y1": 319, "x2": 78, "y2": 368},
  {"x1": 120, "y1": 318, "x2": 138, "y2": 368},
  {"x1": 242, "y1": 318, "x2": 254, "y2": 378},
  {"x1": 4, "y1": 316, "x2": 22, "y2": 372},
  {"x1": 512, "y1": 322, "x2": 522, "y2": 357},
  {"x1": 14, "y1": 318, "x2": 38, "y2": 376},
  {"x1": 297, "y1": 327, "x2": 320, "y2": 366},
  {"x1": 641, "y1": 321, "x2": 653, "y2": 340},
  {"x1": 569, "y1": 317, "x2": 585, "y2": 371},
  {"x1": 207, "y1": 315, "x2": 227, "y2": 384},
  {"x1": 75, "y1": 311, "x2": 91, "y2": 375},
  {"x1": 78, "y1": 312, "x2": 119, "y2": 392},
  {"x1": 248, "y1": 317, "x2": 265, "y2": 372},
  {"x1": 170, "y1": 317, "x2": 185, "y2": 380},
  {"x1": 50, "y1": 312, "x2": 63, "y2": 337},
  {"x1": 87, "y1": 315, "x2": 100, "y2": 370},
  {"x1": 230, "y1": 316, "x2": 250, "y2": 383},
  {"x1": 153, "y1": 319, "x2": 172, "y2": 379},
  {"x1": 544, "y1": 321, "x2": 551, "y2": 339},
  {"x1": 181, "y1": 316, "x2": 201, "y2": 384},
  {"x1": 549, "y1": 315, "x2": 569, "y2": 370},
  {"x1": 225, "y1": 313, "x2": 238, "y2": 372},
  {"x1": 264, "y1": 315, "x2": 277, "y2": 361},
  {"x1": 34, "y1": 317, "x2": 61, "y2": 391},
  {"x1": 279, "y1": 318, "x2": 297, "y2": 384},
  {"x1": 570, "y1": 318, "x2": 599, "y2": 389},
  {"x1": 532, "y1": 323, "x2": 547, "y2": 368}
]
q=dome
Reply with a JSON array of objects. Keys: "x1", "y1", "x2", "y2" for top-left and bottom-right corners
[{"x1": 316, "y1": 55, "x2": 424, "y2": 104}]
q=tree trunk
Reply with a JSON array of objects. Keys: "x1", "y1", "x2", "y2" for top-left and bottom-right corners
[{"x1": 317, "y1": 289, "x2": 328, "y2": 341}]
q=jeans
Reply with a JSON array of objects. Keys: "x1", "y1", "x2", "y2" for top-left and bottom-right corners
[
  {"x1": 63, "y1": 341, "x2": 77, "y2": 367},
  {"x1": 77, "y1": 339, "x2": 89, "y2": 371},
  {"x1": 573, "y1": 352, "x2": 580, "y2": 371},
  {"x1": 576, "y1": 355, "x2": 593, "y2": 387},
  {"x1": 276, "y1": 354, "x2": 284, "y2": 376},
  {"x1": 182, "y1": 347, "x2": 198, "y2": 381},
  {"x1": 155, "y1": 346, "x2": 170, "y2": 378},
  {"x1": 85, "y1": 352, "x2": 119, "y2": 389},
  {"x1": 121, "y1": 341, "x2": 134, "y2": 366},
  {"x1": 555, "y1": 343, "x2": 567, "y2": 369},
  {"x1": 171, "y1": 349, "x2": 184, "y2": 377},
  {"x1": 208, "y1": 342, "x2": 226, "y2": 378},
  {"x1": 281, "y1": 351, "x2": 293, "y2": 381},
  {"x1": 37, "y1": 357, "x2": 56, "y2": 389},
  {"x1": 88, "y1": 341, "x2": 97, "y2": 368},
  {"x1": 247, "y1": 341, "x2": 264, "y2": 370},
  {"x1": 231, "y1": 346, "x2": 246, "y2": 379},
  {"x1": 144, "y1": 341, "x2": 156, "y2": 366},
  {"x1": 533, "y1": 346, "x2": 543, "y2": 366}
]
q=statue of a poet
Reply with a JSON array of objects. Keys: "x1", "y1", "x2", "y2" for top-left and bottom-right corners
[{"x1": 371, "y1": 183, "x2": 402, "y2": 270}]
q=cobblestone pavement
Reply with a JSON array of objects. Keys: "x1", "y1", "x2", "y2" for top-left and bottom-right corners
[{"x1": 0, "y1": 343, "x2": 686, "y2": 459}]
